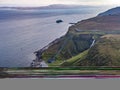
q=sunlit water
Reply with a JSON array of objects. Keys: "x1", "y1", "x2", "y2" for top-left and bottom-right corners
[{"x1": 0, "y1": 9, "x2": 99, "y2": 67}]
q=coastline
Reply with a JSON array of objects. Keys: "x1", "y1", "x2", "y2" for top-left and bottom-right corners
[{"x1": 30, "y1": 36, "x2": 64, "y2": 67}]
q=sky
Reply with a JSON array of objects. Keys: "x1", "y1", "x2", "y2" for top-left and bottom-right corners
[{"x1": 0, "y1": 0, "x2": 120, "y2": 7}]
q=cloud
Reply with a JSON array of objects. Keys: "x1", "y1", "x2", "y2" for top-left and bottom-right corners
[{"x1": 0, "y1": 0, "x2": 120, "y2": 6}]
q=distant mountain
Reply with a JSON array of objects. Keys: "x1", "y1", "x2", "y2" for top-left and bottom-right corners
[
  {"x1": 40, "y1": 4, "x2": 99, "y2": 9},
  {"x1": 98, "y1": 7, "x2": 120, "y2": 16},
  {"x1": 0, "y1": 4, "x2": 102, "y2": 10},
  {"x1": 0, "y1": 4, "x2": 105, "y2": 20}
]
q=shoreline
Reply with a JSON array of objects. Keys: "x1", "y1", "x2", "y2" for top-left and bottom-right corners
[{"x1": 30, "y1": 36, "x2": 64, "y2": 67}]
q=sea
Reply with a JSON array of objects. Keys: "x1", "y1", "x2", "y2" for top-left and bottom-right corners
[{"x1": 0, "y1": 7, "x2": 108, "y2": 67}]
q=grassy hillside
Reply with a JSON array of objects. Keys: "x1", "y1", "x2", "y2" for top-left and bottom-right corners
[
  {"x1": 35, "y1": 7, "x2": 120, "y2": 67},
  {"x1": 61, "y1": 34, "x2": 120, "y2": 66},
  {"x1": 71, "y1": 15, "x2": 120, "y2": 31},
  {"x1": 61, "y1": 50, "x2": 88, "y2": 66}
]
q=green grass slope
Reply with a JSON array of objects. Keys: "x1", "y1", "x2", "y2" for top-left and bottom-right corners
[
  {"x1": 61, "y1": 50, "x2": 88, "y2": 66},
  {"x1": 61, "y1": 34, "x2": 120, "y2": 66}
]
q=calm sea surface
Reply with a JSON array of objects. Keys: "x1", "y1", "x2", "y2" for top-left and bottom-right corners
[{"x1": 0, "y1": 8, "x2": 104, "y2": 67}]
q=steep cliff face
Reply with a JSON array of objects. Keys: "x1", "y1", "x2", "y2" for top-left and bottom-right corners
[{"x1": 41, "y1": 32, "x2": 96, "y2": 65}]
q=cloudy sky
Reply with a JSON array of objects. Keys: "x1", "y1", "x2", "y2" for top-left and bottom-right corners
[{"x1": 0, "y1": 0, "x2": 120, "y2": 7}]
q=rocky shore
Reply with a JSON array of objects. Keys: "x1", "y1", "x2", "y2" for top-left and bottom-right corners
[{"x1": 30, "y1": 36, "x2": 64, "y2": 67}]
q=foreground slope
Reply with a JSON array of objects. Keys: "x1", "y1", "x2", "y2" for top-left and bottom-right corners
[{"x1": 62, "y1": 35, "x2": 120, "y2": 66}]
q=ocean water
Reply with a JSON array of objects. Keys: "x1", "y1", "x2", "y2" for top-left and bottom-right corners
[{"x1": 0, "y1": 8, "x2": 100, "y2": 67}]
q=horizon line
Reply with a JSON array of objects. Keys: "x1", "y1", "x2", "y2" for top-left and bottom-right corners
[{"x1": 0, "y1": 4, "x2": 115, "y2": 8}]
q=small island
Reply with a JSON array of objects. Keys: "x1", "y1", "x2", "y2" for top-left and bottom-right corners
[{"x1": 56, "y1": 20, "x2": 63, "y2": 23}]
